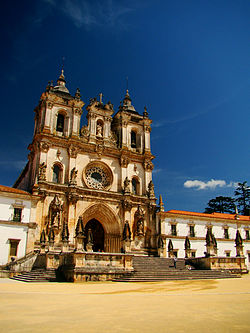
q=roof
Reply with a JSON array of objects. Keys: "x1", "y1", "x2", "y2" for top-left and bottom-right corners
[
  {"x1": 0, "y1": 185, "x2": 31, "y2": 196},
  {"x1": 165, "y1": 209, "x2": 250, "y2": 222}
]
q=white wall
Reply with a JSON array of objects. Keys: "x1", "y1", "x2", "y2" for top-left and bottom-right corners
[
  {"x1": 0, "y1": 195, "x2": 31, "y2": 223},
  {"x1": 0, "y1": 224, "x2": 28, "y2": 265}
]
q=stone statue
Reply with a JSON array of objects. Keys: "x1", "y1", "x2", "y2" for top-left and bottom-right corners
[
  {"x1": 122, "y1": 221, "x2": 131, "y2": 241},
  {"x1": 136, "y1": 219, "x2": 144, "y2": 236},
  {"x1": 96, "y1": 123, "x2": 103, "y2": 138},
  {"x1": 148, "y1": 180, "x2": 155, "y2": 198},
  {"x1": 124, "y1": 177, "x2": 130, "y2": 194},
  {"x1": 70, "y1": 167, "x2": 78, "y2": 185},
  {"x1": 38, "y1": 162, "x2": 47, "y2": 181}
]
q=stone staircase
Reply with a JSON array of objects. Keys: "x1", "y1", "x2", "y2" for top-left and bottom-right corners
[
  {"x1": 113, "y1": 256, "x2": 241, "y2": 282},
  {"x1": 10, "y1": 269, "x2": 57, "y2": 283}
]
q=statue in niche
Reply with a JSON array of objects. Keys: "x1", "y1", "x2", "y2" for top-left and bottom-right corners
[
  {"x1": 123, "y1": 177, "x2": 130, "y2": 194},
  {"x1": 49, "y1": 194, "x2": 62, "y2": 228},
  {"x1": 96, "y1": 123, "x2": 103, "y2": 138},
  {"x1": 136, "y1": 219, "x2": 144, "y2": 236},
  {"x1": 38, "y1": 162, "x2": 47, "y2": 181},
  {"x1": 122, "y1": 221, "x2": 131, "y2": 241},
  {"x1": 70, "y1": 167, "x2": 78, "y2": 185},
  {"x1": 147, "y1": 180, "x2": 155, "y2": 198}
]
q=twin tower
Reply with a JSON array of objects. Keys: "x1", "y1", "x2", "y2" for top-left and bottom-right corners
[{"x1": 14, "y1": 70, "x2": 158, "y2": 254}]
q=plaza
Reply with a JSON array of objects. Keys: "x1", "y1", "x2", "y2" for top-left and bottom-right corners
[{"x1": 0, "y1": 275, "x2": 250, "y2": 332}]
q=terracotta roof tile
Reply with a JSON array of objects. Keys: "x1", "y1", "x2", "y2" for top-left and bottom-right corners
[
  {"x1": 166, "y1": 209, "x2": 250, "y2": 221},
  {"x1": 0, "y1": 185, "x2": 31, "y2": 196}
]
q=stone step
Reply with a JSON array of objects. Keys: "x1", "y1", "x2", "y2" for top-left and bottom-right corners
[{"x1": 10, "y1": 269, "x2": 56, "y2": 283}]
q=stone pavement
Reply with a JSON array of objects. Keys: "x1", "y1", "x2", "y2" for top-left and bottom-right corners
[{"x1": 0, "y1": 275, "x2": 250, "y2": 332}]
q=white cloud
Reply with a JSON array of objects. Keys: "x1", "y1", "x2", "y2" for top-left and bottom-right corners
[
  {"x1": 44, "y1": 0, "x2": 135, "y2": 29},
  {"x1": 183, "y1": 179, "x2": 237, "y2": 190}
]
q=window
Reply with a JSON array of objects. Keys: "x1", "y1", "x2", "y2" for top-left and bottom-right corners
[
  {"x1": 189, "y1": 225, "x2": 195, "y2": 237},
  {"x1": 171, "y1": 224, "x2": 177, "y2": 236},
  {"x1": 225, "y1": 251, "x2": 231, "y2": 257},
  {"x1": 248, "y1": 253, "x2": 250, "y2": 262},
  {"x1": 56, "y1": 114, "x2": 64, "y2": 132},
  {"x1": 224, "y1": 228, "x2": 229, "y2": 239},
  {"x1": 131, "y1": 131, "x2": 137, "y2": 148},
  {"x1": 246, "y1": 230, "x2": 250, "y2": 240},
  {"x1": 191, "y1": 251, "x2": 196, "y2": 258},
  {"x1": 52, "y1": 164, "x2": 62, "y2": 183},
  {"x1": 9, "y1": 239, "x2": 20, "y2": 257},
  {"x1": 173, "y1": 251, "x2": 178, "y2": 258},
  {"x1": 132, "y1": 178, "x2": 139, "y2": 195},
  {"x1": 13, "y1": 208, "x2": 22, "y2": 222}
]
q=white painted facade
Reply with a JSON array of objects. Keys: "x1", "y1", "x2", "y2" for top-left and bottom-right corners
[
  {"x1": 158, "y1": 210, "x2": 250, "y2": 268},
  {"x1": 0, "y1": 187, "x2": 38, "y2": 265}
]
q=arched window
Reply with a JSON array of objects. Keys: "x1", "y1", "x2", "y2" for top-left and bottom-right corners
[
  {"x1": 132, "y1": 177, "x2": 139, "y2": 195},
  {"x1": 131, "y1": 130, "x2": 137, "y2": 148},
  {"x1": 52, "y1": 164, "x2": 62, "y2": 183},
  {"x1": 56, "y1": 114, "x2": 65, "y2": 132}
]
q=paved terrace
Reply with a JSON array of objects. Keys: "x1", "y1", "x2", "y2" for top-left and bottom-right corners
[{"x1": 0, "y1": 275, "x2": 250, "y2": 332}]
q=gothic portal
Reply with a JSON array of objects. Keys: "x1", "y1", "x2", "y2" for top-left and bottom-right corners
[{"x1": 14, "y1": 69, "x2": 157, "y2": 255}]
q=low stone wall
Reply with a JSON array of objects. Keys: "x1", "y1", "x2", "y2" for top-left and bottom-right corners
[
  {"x1": 186, "y1": 256, "x2": 248, "y2": 273},
  {"x1": 45, "y1": 251, "x2": 134, "y2": 282}
]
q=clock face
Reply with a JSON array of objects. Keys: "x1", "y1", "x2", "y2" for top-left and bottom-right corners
[{"x1": 85, "y1": 164, "x2": 112, "y2": 190}]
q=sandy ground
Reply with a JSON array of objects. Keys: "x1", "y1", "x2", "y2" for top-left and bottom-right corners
[{"x1": 0, "y1": 276, "x2": 250, "y2": 333}]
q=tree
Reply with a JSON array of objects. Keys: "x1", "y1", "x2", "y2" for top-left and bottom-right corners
[
  {"x1": 204, "y1": 196, "x2": 235, "y2": 214},
  {"x1": 234, "y1": 181, "x2": 250, "y2": 216}
]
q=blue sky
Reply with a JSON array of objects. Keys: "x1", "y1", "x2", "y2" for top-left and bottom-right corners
[{"x1": 0, "y1": 0, "x2": 249, "y2": 212}]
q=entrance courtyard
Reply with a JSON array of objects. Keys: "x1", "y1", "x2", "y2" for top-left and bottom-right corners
[{"x1": 0, "y1": 275, "x2": 250, "y2": 332}]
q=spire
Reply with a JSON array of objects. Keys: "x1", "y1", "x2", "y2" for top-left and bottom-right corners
[
  {"x1": 120, "y1": 88, "x2": 137, "y2": 113},
  {"x1": 159, "y1": 195, "x2": 164, "y2": 212},
  {"x1": 53, "y1": 67, "x2": 69, "y2": 93}
]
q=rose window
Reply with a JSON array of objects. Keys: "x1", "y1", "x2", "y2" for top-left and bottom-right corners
[{"x1": 84, "y1": 164, "x2": 112, "y2": 190}]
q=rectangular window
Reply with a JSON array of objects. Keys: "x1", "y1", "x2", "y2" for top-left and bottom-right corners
[
  {"x1": 191, "y1": 251, "x2": 196, "y2": 258},
  {"x1": 225, "y1": 251, "x2": 231, "y2": 257},
  {"x1": 246, "y1": 230, "x2": 250, "y2": 240},
  {"x1": 173, "y1": 251, "x2": 178, "y2": 258},
  {"x1": 13, "y1": 208, "x2": 22, "y2": 222},
  {"x1": 171, "y1": 224, "x2": 177, "y2": 236},
  {"x1": 189, "y1": 225, "x2": 195, "y2": 237},
  {"x1": 9, "y1": 239, "x2": 20, "y2": 257},
  {"x1": 224, "y1": 228, "x2": 229, "y2": 239}
]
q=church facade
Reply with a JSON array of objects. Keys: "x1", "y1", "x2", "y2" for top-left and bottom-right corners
[
  {"x1": 14, "y1": 70, "x2": 157, "y2": 257},
  {"x1": 1, "y1": 69, "x2": 247, "y2": 280}
]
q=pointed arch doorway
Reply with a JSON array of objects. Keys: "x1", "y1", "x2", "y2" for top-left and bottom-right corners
[
  {"x1": 81, "y1": 204, "x2": 122, "y2": 253},
  {"x1": 85, "y1": 219, "x2": 104, "y2": 252}
]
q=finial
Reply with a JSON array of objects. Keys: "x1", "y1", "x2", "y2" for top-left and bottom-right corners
[
  {"x1": 159, "y1": 195, "x2": 164, "y2": 212},
  {"x1": 75, "y1": 88, "x2": 81, "y2": 100},
  {"x1": 143, "y1": 106, "x2": 148, "y2": 117},
  {"x1": 99, "y1": 93, "x2": 103, "y2": 104}
]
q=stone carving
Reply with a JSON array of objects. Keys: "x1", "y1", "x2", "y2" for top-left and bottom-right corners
[
  {"x1": 109, "y1": 131, "x2": 117, "y2": 145},
  {"x1": 122, "y1": 221, "x2": 131, "y2": 241},
  {"x1": 70, "y1": 167, "x2": 78, "y2": 185},
  {"x1": 147, "y1": 180, "x2": 155, "y2": 198},
  {"x1": 135, "y1": 205, "x2": 145, "y2": 219},
  {"x1": 205, "y1": 228, "x2": 217, "y2": 257},
  {"x1": 40, "y1": 230, "x2": 46, "y2": 244},
  {"x1": 120, "y1": 157, "x2": 130, "y2": 168},
  {"x1": 49, "y1": 194, "x2": 63, "y2": 228},
  {"x1": 89, "y1": 97, "x2": 97, "y2": 106},
  {"x1": 168, "y1": 239, "x2": 173, "y2": 252},
  {"x1": 123, "y1": 177, "x2": 130, "y2": 194},
  {"x1": 75, "y1": 217, "x2": 85, "y2": 238},
  {"x1": 144, "y1": 160, "x2": 154, "y2": 171},
  {"x1": 68, "y1": 145, "x2": 78, "y2": 158},
  {"x1": 96, "y1": 123, "x2": 103, "y2": 138},
  {"x1": 185, "y1": 236, "x2": 191, "y2": 250},
  {"x1": 136, "y1": 219, "x2": 144, "y2": 236},
  {"x1": 74, "y1": 107, "x2": 82, "y2": 115},
  {"x1": 48, "y1": 227, "x2": 55, "y2": 243},
  {"x1": 80, "y1": 125, "x2": 90, "y2": 138},
  {"x1": 235, "y1": 230, "x2": 244, "y2": 256},
  {"x1": 40, "y1": 142, "x2": 50, "y2": 152},
  {"x1": 143, "y1": 106, "x2": 149, "y2": 118},
  {"x1": 122, "y1": 199, "x2": 132, "y2": 211},
  {"x1": 158, "y1": 236, "x2": 164, "y2": 249},
  {"x1": 38, "y1": 162, "x2": 47, "y2": 181},
  {"x1": 61, "y1": 220, "x2": 69, "y2": 242}
]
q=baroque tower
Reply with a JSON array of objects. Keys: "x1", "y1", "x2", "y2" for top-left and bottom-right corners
[{"x1": 14, "y1": 71, "x2": 157, "y2": 254}]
